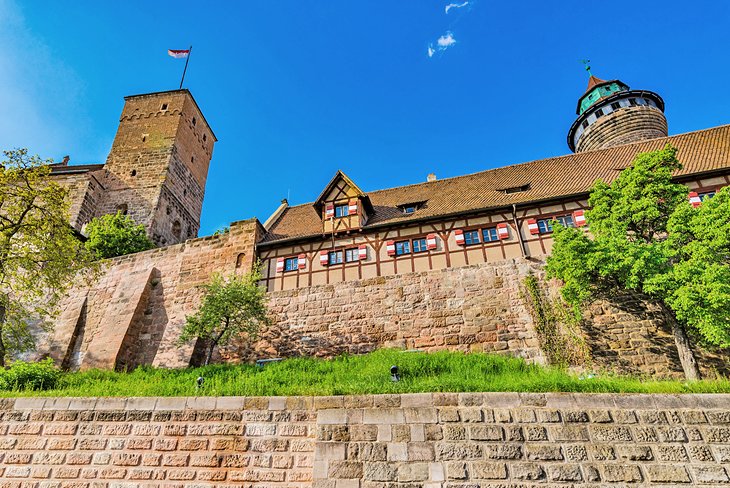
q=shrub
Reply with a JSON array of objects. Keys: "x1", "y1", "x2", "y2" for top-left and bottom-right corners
[
  {"x1": 0, "y1": 358, "x2": 61, "y2": 391},
  {"x1": 84, "y1": 211, "x2": 154, "y2": 259}
]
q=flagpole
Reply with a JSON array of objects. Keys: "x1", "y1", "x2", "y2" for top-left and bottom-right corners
[{"x1": 179, "y1": 45, "x2": 192, "y2": 89}]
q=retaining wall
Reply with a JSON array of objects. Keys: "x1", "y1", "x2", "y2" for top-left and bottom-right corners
[{"x1": 1, "y1": 393, "x2": 729, "y2": 487}]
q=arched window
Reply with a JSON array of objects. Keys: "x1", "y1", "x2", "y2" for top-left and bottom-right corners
[{"x1": 172, "y1": 220, "x2": 182, "y2": 239}]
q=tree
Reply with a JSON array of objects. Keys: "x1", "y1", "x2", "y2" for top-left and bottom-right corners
[
  {"x1": 0, "y1": 149, "x2": 96, "y2": 366},
  {"x1": 178, "y1": 265, "x2": 269, "y2": 366},
  {"x1": 546, "y1": 144, "x2": 730, "y2": 380},
  {"x1": 84, "y1": 211, "x2": 154, "y2": 259}
]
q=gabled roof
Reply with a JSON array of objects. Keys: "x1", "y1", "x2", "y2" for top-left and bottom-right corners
[
  {"x1": 260, "y1": 124, "x2": 730, "y2": 245},
  {"x1": 312, "y1": 170, "x2": 373, "y2": 213}
]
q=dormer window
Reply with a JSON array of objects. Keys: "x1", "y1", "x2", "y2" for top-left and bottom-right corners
[
  {"x1": 398, "y1": 201, "x2": 426, "y2": 215},
  {"x1": 501, "y1": 184, "x2": 531, "y2": 195}
]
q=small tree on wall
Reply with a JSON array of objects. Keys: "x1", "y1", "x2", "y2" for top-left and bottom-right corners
[
  {"x1": 84, "y1": 211, "x2": 154, "y2": 259},
  {"x1": 178, "y1": 265, "x2": 269, "y2": 366},
  {"x1": 0, "y1": 149, "x2": 96, "y2": 366},
  {"x1": 546, "y1": 144, "x2": 730, "y2": 380}
]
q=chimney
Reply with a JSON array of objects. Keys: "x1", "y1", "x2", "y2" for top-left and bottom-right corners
[
  {"x1": 61, "y1": 155, "x2": 70, "y2": 166},
  {"x1": 427, "y1": 173, "x2": 437, "y2": 182}
]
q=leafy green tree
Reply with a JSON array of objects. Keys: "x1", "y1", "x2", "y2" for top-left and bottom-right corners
[
  {"x1": 84, "y1": 211, "x2": 154, "y2": 259},
  {"x1": 0, "y1": 149, "x2": 95, "y2": 366},
  {"x1": 178, "y1": 265, "x2": 269, "y2": 366},
  {"x1": 547, "y1": 144, "x2": 730, "y2": 380}
]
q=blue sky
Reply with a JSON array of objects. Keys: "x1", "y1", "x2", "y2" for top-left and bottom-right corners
[{"x1": 2, "y1": 1, "x2": 730, "y2": 235}]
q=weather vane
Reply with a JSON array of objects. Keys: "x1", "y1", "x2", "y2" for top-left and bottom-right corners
[{"x1": 580, "y1": 59, "x2": 592, "y2": 76}]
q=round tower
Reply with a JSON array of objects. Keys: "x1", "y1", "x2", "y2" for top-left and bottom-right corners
[{"x1": 567, "y1": 75, "x2": 667, "y2": 152}]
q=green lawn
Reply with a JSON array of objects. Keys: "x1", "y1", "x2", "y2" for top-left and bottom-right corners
[{"x1": 2, "y1": 349, "x2": 729, "y2": 397}]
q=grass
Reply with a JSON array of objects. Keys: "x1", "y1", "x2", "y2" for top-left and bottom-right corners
[{"x1": 2, "y1": 349, "x2": 729, "y2": 397}]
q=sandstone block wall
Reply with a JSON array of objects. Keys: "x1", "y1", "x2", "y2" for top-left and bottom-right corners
[
  {"x1": 1, "y1": 393, "x2": 729, "y2": 487},
  {"x1": 576, "y1": 105, "x2": 668, "y2": 152},
  {"x1": 44, "y1": 219, "x2": 262, "y2": 372}
]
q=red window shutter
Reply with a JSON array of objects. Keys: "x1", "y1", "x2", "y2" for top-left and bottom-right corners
[
  {"x1": 386, "y1": 240, "x2": 396, "y2": 256},
  {"x1": 325, "y1": 203, "x2": 335, "y2": 218},
  {"x1": 454, "y1": 229, "x2": 465, "y2": 246},
  {"x1": 348, "y1": 199, "x2": 358, "y2": 215},
  {"x1": 358, "y1": 244, "x2": 367, "y2": 260},
  {"x1": 527, "y1": 218, "x2": 540, "y2": 235},
  {"x1": 276, "y1": 257, "x2": 285, "y2": 273},
  {"x1": 319, "y1": 250, "x2": 329, "y2": 266},
  {"x1": 426, "y1": 233, "x2": 437, "y2": 250},
  {"x1": 573, "y1": 209, "x2": 587, "y2": 227},
  {"x1": 497, "y1": 223, "x2": 509, "y2": 239},
  {"x1": 297, "y1": 253, "x2": 306, "y2": 269},
  {"x1": 688, "y1": 191, "x2": 701, "y2": 208}
]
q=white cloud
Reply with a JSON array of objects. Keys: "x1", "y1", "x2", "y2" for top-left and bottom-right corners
[
  {"x1": 0, "y1": 0, "x2": 93, "y2": 162},
  {"x1": 437, "y1": 32, "x2": 457, "y2": 48},
  {"x1": 427, "y1": 32, "x2": 457, "y2": 58},
  {"x1": 445, "y1": 2, "x2": 469, "y2": 14}
]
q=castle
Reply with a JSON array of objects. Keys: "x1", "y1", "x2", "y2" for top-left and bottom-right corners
[{"x1": 42, "y1": 75, "x2": 730, "y2": 376}]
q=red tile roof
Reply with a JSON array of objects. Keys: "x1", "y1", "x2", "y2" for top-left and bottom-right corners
[{"x1": 261, "y1": 125, "x2": 730, "y2": 244}]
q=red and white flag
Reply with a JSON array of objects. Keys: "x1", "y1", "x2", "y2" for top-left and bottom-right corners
[{"x1": 168, "y1": 49, "x2": 190, "y2": 59}]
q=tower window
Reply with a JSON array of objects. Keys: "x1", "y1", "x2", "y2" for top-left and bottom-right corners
[
  {"x1": 203, "y1": 134, "x2": 207, "y2": 142},
  {"x1": 172, "y1": 220, "x2": 182, "y2": 239},
  {"x1": 191, "y1": 156, "x2": 195, "y2": 164},
  {"x1": 161, "y1": 103, "x2": 168, "y2": 111},
  {"x1": 594, "y1": 109, "x2": 604, "y2": 119},
  {"x1": 629, "y1": 98, "x2": 638, "y2": 106},
  {"x1": 581, "y1": 120, "x2": 589, "y2": 129},
  {"x1": 192, "y1": 117, "x2": 197, "y2": 126},
  {"x1": 611, "y1": 102, "x2": 621, "y2": 110},
  {"x1": 130, "y1": 169, "x2": 137, "y2": 177},
  {"x1": 142, "y1": 135, "x2": 147, "y2": 142}
]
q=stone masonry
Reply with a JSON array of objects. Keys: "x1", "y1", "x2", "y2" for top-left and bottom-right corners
[{"x1": 1, "y1": 393, "x2": 729, "y2": 486}]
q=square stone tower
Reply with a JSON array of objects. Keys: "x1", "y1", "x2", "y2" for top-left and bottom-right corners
[{"x1": 100, "y1": 89, "x2": 216, "y2": 246}]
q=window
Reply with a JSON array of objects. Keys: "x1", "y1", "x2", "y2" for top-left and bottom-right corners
[
  {"x1": 629, "y1": 98, "x2": 638, "y2": 106},
  {"x1": 412, "y1": 238, "x2": 427, "y2": 253},
  {"x1": 594, "y1": 108, "x2": 604, "y2": 119},
  {"x1": 502, "y1": 184, "x2": 531, "y2": 194},
  {"x1": 161, "y1": 103, "x2": 168, "y2": 111},
  {"x1": 130, "y1": 169, "x2": 137, "y2": 177},
  {"x1": 581, "y1": 120, "x2": 589, "y2": 129},
  {"x1": 191, "y1": 156, "x2": 195, "y2": 164},
  {"x1": 345, "y1": 248, "x2": 359, "y2": 262},
  {"x1": 284, "y1": 257, "x2": 299, "y2": 271},
  {"x1": 463, "y1": 230, "x2": 480, "y2": 245},
  {"x1": 482, "y1": 227, "x2": 499, "y2": 242},
  {"x1": 334, "y1": 205, "x2": 349, "y2": 218},
  {"x1": 192, "y1": 117, "x2": 197, "y2": 126},
  {"x1": 328, "y1": 251, "x2": 343, "y2": 265},
  {"x1": 116, "y1": 203, "x2": 128, "y2": 215},
  {"x1": 203, "y1": 134, "x2": 207, "y2": 142},
  {"x1": 395, "y1": 241, "x2": 411, "y2": 255},
  {"x1": 397, "y1": 201, "x2": 426, "y2": 214},
  {"x1": 172, "y1": 220, "x2": 182, "y2": 239},
  {"x1": 537, "y1": 215, "x2": 575, "y2": 234},
  {"x1": 142, "y1": 135, "x2": 147, "y2": 142},
  {"x1": 700, "y1": 191, "x2": 716, "y2": 201},
  {"x1": 611, "y1": 102, "x2": 621, "y2": 110}
]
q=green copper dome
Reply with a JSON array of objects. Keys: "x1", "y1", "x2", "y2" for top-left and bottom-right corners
[{"x1": 577, "y1": 76, "x2": 629, "y2": 115}]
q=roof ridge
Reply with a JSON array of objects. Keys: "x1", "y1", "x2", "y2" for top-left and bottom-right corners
[{"x1": 280, "y1": 123, "x2": 730, "y2": 211}]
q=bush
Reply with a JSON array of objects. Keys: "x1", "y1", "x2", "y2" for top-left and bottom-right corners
[
  {"x1": 0, "y1": 358, "x2": 61, "y2": 391},
  {"x1": 84, "y1": 211, "x2": 154, "y2": 259}
]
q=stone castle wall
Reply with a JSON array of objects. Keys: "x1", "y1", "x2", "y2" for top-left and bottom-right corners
[
  {"x1": 44, "y1": 219, "x2": 262, "y2": 372},
  {"x1": 44, "y1": 243, "x2": 728, "y2": 378},
  {"x1": 1, "y1": 393, "x2": 729, "y2": 487}
]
